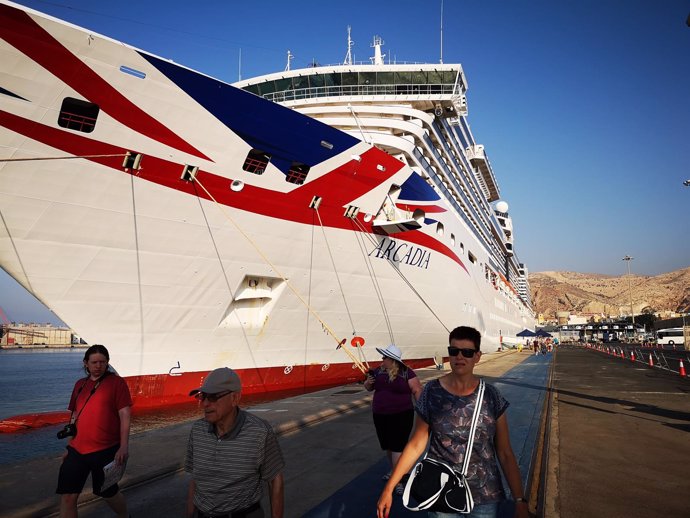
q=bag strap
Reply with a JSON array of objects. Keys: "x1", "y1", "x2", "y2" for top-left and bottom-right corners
[
  {"x1": 402, "y1": 461, "x2": 451, "y2": 511},
  {"x1": 72, "y1": 371, "x2": 109, "y2": 423},
  {"x1": 460, "y1": 379, "x2": 485, "y2": 476},
  {"x1": 402, "y1": 379, "x2": 485, "y2": 512}
]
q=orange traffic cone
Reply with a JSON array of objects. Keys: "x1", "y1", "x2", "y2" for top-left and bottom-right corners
[
  {"x1": 630, "y1": 351, "x2": 635, "y2": 362},
  {"x1": 680, "y1": 360, "x2": 687, "y2": 377},
  {"x1": 648, "y1": 354, "x2": 654, "y2": 367}
]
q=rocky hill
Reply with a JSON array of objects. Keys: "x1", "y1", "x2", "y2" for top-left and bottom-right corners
[{"x1": 529, "y1": 267, "x2": 690, "y2": 319}]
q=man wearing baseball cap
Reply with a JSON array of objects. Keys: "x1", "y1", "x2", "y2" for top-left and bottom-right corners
[{"x1": 185, "y1": 367, "x2": 284, "y2": 518}]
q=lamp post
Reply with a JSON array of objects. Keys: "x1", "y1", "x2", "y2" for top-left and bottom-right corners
[{"x1": 622, "y1": 256, "x2": 635, "y2": 333}]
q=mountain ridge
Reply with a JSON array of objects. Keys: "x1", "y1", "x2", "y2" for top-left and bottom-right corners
[{"x1": 529, "y1": 266, "x2": 690, "y2": 319}]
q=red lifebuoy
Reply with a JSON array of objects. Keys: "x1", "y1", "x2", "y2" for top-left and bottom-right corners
[{"x1": 351, "y1": 336, "x2": 365, "y2": 347}]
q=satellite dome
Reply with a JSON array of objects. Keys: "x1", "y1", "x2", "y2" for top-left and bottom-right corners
[{"x1": 495, "y1": 201, "x2": 509, "y2": 213}]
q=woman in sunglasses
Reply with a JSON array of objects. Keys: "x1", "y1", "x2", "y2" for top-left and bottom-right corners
[
  {"x1": 377, "y1": 326, "x2": 528, "y2": 518},
  {"x1": 364, "y1": 344, "x2": 423, "y2": 496}
]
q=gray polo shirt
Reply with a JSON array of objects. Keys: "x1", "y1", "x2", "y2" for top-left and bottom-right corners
[{"x1": 185, "y1": 409, "x2": 285, "y2": 514}]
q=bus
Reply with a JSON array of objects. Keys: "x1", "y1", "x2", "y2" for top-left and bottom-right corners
[{"x1": 656, "y1": 328, "x2": 685, "y2": 346}]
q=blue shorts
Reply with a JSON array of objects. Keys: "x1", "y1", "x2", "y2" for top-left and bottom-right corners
[
  {"x1": 428, "y1": 502, "x2": 499, "y2": 518},
  {"x1": 56, "y1": 444, "x2": 120, "y2": 498}
]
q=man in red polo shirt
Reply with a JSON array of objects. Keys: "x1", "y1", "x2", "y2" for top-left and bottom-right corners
[{"x1": 56, "y1": 344, "x2": 132, "y2": 518}]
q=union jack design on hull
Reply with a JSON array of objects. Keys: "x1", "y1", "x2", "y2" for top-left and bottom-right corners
[{"x1": 0, "y1": 1, "x2": 534, "y2": 418}]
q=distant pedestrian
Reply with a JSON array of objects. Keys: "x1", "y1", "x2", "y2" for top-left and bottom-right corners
[
  {"x1": 364, "y1": 344, "x2": 422, "y2": 495},
  {"x1": 185, "y1": 367, "x2": 284, "y2": 518},
  {"x1": 376, "y1": 326, "x2": 529, "y2": 518},
  {"x1": 56, "y1": 344, "x2": 132, "y2": 518}
]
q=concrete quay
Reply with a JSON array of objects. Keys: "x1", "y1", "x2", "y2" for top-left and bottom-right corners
[
  {"x1": 1, "y1": 350, "x2": 549, "y2": 518},
  {"x1": 546, "y1": 345, "x2": 690, "y2": 518}
]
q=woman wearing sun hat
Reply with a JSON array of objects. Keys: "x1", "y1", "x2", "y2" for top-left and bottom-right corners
[{"x1": 364, "y1": 344, "x2": 423, "y2": 495}]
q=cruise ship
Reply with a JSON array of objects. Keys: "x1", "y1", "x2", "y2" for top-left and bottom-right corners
[{"x1": 0, "y1": 1, "x2": 534, "y2": 412}]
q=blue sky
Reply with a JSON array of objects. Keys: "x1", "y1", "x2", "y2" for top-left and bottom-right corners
[{"x1": 2, "y1": 0, "x2": 689, "y2": 324}]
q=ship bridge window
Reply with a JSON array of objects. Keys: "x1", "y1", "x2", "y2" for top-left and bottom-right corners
[
  {"x1": 309, "y1": 74, "x2": 325, "y2": 88},
  {"x1": 274, "y1": 78, "x2": 293, "y2": 92},
  {"x1": 342, "y1": 72, "x2": 358, "y2": 86},
  {"x1": 293, "y1": 76, "x2": 309, "y2": 90},
  {"x1": 377, "y1": 72, "x2": 395, "y2": 84},
  {"x1": 243, "y1": 84, "x2": 260, "y2": 96},
  {"x1": 359, "y1": 72, "x2": 376, "y2": 85},
  {"x1": 286, "y1": 162, "x2": 310, "y2": 185},
  {"x1": 323, "y1": 73, "x2": 341, "y2": 87},
  {"x1": 428, "y1": 70, "x2": 444, "y2": 84},
  {"x1": 395, "y1": 71, "x2": 413, "y2": 84},
  {"x1": 411, "y1": 71, "x2": 428, "y2": 84},
  {"x1": 242, "y1": 149, "x2": 271, "y2": 175},
  {"x1": 58, "y1": 97, "x2": 99, "y2": 133}
]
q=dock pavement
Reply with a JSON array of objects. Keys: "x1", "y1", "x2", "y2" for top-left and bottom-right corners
[
  {"x1": 545, "y1": 344, "x2": 690, "y2": 518},
  {"x1": 2, "y1": 349, "x2": 549, "y2": 518}
]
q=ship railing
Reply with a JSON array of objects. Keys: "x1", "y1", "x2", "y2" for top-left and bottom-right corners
[
  {"x1": 261, "y1": 83, "x2": 456, "y2": 103},
  {"x1": 57, "y1": 111, "x2": 97, "y2": 133},
  {"x1": 315, "y1": 60, "x2": 431, "y2": 67}
]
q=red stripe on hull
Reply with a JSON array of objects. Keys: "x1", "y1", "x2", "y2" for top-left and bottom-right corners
[
  {"x1": 0, "y1": 410, "x2": 71, "y2": 433},
  {"x1": 0, "y1": 360, "x2": 436, "y2": 432},
  {"x1": 0, "y1": 4, "x2": 210, "y2": 161},
  {"x1": 0, "y1": 110, "x2": 467, "y2": 271},
  {"x1": 125, "y1": 359, "x2": 435, "y2": 408}
]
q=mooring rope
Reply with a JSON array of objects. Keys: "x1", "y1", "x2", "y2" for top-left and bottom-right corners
[
  {"x1": 0, "y1": 154, "x2": 127, "y2": 162},
  {"x1": 314, "y1": 207, "x2": 357, "y2": 336},
  {"x1": 350, "y1": 219, "x2": 396, "y2": 345},
  {"x1": 191, "y1": 176, "x2": 368, "y2": 373},
  {"x1": 351, "y1": 215, "x2": 449, "y2": 333}
]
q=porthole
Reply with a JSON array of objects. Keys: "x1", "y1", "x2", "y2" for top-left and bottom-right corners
[{"x1": 58, "y1": 97, "x2": 99, "y2": 133}]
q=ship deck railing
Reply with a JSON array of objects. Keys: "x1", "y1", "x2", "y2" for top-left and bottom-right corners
[{"x1": 252, "y1": 83, "x2": 457, "y2": 103}]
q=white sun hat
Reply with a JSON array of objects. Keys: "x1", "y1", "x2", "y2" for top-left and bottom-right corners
[{"x1": 376, "y1": 344, "x2": 404, "y2": 363}]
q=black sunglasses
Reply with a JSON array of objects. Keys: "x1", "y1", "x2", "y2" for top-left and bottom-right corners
[
  {"x1": 448, "y1": 347, "x2": 477, "y2": 358},
  {"x1": 195, "y1": 391, "x2": 232, "y2": 402}
]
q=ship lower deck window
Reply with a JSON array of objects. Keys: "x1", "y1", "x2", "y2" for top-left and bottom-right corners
[
  {"x1": 468, "y1": 251, "x2": 477, "y2": 264},
  {"x1": 58, "y1": 98, "x2": 99, "y2": 133},
  {"x1": 436, "y1": 223, "x2": 444, "y2": 236},
  {"x1": 242, "y1": 149, "x2": 271, "y2": 175},
  {"x1": 286, "y1": 162, "x2": 310, "y2": 185}
]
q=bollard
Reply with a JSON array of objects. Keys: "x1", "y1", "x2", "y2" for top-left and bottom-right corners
[{"x1": 648, "y1": 354, "x2": 654, "y2": 367}]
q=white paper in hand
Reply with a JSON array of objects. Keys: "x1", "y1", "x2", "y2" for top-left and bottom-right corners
[{"x1": 101, "y1": 460, "x2": 126, "y2": 492}]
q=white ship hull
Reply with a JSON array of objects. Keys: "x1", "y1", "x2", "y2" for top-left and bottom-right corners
[{"x1": 0, "y1": 1, "x2": 534, "y2": 410}]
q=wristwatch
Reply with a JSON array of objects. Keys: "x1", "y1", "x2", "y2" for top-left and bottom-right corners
[{"x1": 515, "y1": 497, "x2": 528, "y2": 504}]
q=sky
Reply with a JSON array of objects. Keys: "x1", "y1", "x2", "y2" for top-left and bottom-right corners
[{"x1": 1, "y1": 0, "x2": 689, "y2": 324}]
